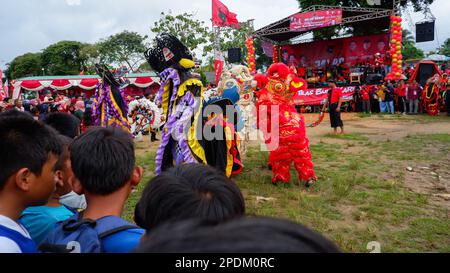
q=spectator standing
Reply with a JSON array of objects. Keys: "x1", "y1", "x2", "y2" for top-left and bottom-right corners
[
  {"x1": 397, "y1": 80, "x2": 407, "y2": 114},
  {"x1": 361, "y1": 85, "x2": 371, "y2": 114},
  {"x1": 385, "y1": 80, "x2": 395, "y2": 114},
  {"x1": 407, "y1": 80, "x2": 422, "y2": 115},
  {"x1": 376, "y1": 84, "x2": 387, "y2": 113}
]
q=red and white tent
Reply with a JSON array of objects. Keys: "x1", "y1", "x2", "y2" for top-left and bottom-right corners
[{"x1": 11, "y1": 73, "x2": 160, "y2": 99}]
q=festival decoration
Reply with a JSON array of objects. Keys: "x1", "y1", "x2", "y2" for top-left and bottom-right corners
[
  {"x1": 254, "y1": 63, "x2": 317, "y2": 186},
  {"x1": 128, "y1": 98, "x2": 164, "y2": 138},
  {"x1": 245, "y1": 37, "x2": 256, "y2": 75},
  {"x1": 386, "y1": 16, "x2": 403, "y2": 81},
  {"x1": 144, "y1": 33, "x2": 242, "y2": 177},
  {"x1": 272, "y1": 45, "x2": 279, "y2": 63},
  {"x1": 93, "y1": 64, "x2": 131, "y2": 133}
]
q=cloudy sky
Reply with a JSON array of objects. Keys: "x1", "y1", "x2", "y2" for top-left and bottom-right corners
[{"x1": 1, "y1": 0, "x2": 449, "y2": 70}]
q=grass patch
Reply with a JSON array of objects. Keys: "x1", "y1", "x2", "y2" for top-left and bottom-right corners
[
  {"x1": 324, "y1": 133, "x2": 369, "y2": 141},
  {"x1": 126, "y1": 133, "x2": 450, "y2": 252}
]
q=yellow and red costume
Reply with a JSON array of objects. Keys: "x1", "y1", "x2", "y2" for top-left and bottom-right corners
[{"x1": 255, "y1": 63, "x2": 317, "y2": 186}]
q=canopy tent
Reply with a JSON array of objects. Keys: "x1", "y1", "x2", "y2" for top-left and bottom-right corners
[
  {"x1": 11, "y1": 72, "x2": 160, "y2": 99},
  {"x1": 424, "y1": 54, "x2": 450, "y2": 62},
  {"x1": 254, "y1": 5, "x2": 392, "y2": 44}
]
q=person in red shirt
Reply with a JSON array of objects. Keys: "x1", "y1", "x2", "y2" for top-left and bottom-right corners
[
  {"x1": 397, "y1": 80, "x2": 407, "y2": 114},
  {"x1": 321, "y1": 81, "x2": 344, "y2": 134},
  {"x1": 361, "y1": 85, "x2": 371, "y2": 114}
]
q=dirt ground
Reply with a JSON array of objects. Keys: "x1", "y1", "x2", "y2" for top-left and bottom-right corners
[
  {"x1": 303, "y1": 113, "x2": 450, "y2": 143},
  {"x1": 304, "y1": 113, "x2": 450, "y2": 211}
]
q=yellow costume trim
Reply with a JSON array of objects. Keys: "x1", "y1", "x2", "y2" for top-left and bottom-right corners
[
  {"x1": 161, "y1": 83, "x2": 172, "y2": 118},
  {"x1": 108, "y1": 86, "x2": 131, "y2": 133},
  {"x1": 176, "y1": 79, "x2": 207, "y2": 164},
  {"x1": 224, "y1": 124, "x2": 234, "y2": 177}
]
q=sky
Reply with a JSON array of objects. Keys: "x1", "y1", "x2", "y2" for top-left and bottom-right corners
[{"x1": 1, "y1": 0, "x2": 449, "y2": 71}]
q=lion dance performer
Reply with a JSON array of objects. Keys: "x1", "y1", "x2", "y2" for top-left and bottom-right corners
[
  {"x1": 255, "y1": 63, "x2": 317, "y2": 187},
  {"x1": 93, "y1": 64, "x2": 131, "y2": 133},
  {"x1": 217, "y1": 65, "x2": 256, "y2": 155},
  {"x1": 144, "y1": 33, "x2": 242, "y2": 177},
  {"x1": 423, "y1": 73, "x2": 448, "y2": 116}
]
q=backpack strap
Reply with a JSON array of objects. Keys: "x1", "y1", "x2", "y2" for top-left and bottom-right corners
[
  {"x1": 93, "y1": 216, "x2": 139, "y2": 239},
  {"x1": 62, "y1": 212, "x2": 96, "y2": 232}
]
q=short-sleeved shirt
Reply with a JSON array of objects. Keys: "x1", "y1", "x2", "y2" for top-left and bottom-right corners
[
  {"x1": 329, "y1": 88, "x2": 342, "y2": 104},
  {"x1": 102, "y1": 228, "x2": 145, "y2": 253},
  {"x1": 0, "y1": 215, "x2": 36, "y2": 253},
  {"x1": 20, "y1": 205, "x2": 75, "y2": 246}
]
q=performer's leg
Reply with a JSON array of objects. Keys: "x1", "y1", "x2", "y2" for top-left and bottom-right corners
[
  {"x1": 269, "y1": 146, "x2": 292, "y2": 184},
  {"x1": 291, "y1": 139, "x2": 317, "y2": 185}
]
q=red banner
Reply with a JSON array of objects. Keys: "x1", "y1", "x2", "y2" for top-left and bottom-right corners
[
  {"x1": 290, "y1": 9, "x2": 342, "y2": 32},
  {"x1": 281, "y1": 34, "x2": 389, "y2": 68},
  {"x1": 293, "y1": 86, "x2": 363, "y2": 105}
]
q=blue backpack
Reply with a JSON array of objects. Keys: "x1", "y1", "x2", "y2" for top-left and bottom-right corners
[{"x1": 39, "y1": 213, "x2": 138, "y2": 253}]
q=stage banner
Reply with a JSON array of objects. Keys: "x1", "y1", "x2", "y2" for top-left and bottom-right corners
[
  {"x1": 290, "y1": 9, "x2": 342, "y2": 32},
  {"x1": 293, "y1": 86, "x2": 359, "y2": 105},
  {"x1": 281, "y1": 34, "x2": 389, "y2": 68}
]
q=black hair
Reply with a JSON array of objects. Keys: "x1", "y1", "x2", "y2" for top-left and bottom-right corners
[
  {"x1": 134, "y1": 164, "x2": 245, "y2": 231},
  {"x1": 54, "y1": 135, "x2": 73, "y2": 171},
  {"x1": 134, "y1": 217, "x2": 341, "y2": 253},
  {"x1": 69, "y1": 127, "x2": 135, "y2": 195},
  {"x1": 0, "y1": 109, "x2": 34, "y2": 120},
  {"x1": 43, "y1": 112, "x2": 81, "y2": 139},
  {"x1": 0, "y1": 116, "x2": 63, "y2": 189}
]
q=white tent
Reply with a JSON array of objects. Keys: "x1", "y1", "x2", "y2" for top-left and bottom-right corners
[{"x1": 424, "y1": 54, "x2": 450, "y2": 62}]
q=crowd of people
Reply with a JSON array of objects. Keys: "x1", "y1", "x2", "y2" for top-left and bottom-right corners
[
  {"x1": 0, "y1": 90, "x2": 95, "y2": 130},
  {"x1": 0, "y1": 109, "x2": 340, "y2": 253},
  {"x1": 355, "y1": 79, "x2": 426, "y2": 115}
]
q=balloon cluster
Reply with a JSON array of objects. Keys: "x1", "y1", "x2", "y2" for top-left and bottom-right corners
[
  {"x1": 387, "y1": 16, "x2": 403, "y2": 81},
  {"x1": 273, "y1": 45, "x2": 279, "y2": 63},
  {"x1": 245, "y1": 37, "x2": 256, "y2": 74}
]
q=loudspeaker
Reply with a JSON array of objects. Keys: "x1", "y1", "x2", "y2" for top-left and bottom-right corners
[
  {"x1": 416, "y1": 63, "x2": 435, "y2": 87},
  {"x1": 228, "y1": 48, "x2": 241, "y2": 63},
  {"x1": 366, "y1": 73, "x2": 383, "y2": 84},
  {"x1": 416, "y1": 21, "x2": 435, "y2": 43}
]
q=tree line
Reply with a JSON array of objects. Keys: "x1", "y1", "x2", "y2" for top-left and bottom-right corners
[{"x1": 5, "y1": 11, "x2": 272, "y2": 80}]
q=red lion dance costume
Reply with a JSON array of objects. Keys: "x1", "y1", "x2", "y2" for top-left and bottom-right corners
[{"x1": 255, "y1": 63, "x2": 317, "y2": 186}]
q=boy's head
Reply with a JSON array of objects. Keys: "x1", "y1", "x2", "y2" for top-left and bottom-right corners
[
  {"x1": 0, "y1": 108, "x2": 34, "y2": 120},
  {"x1": 69, "y1": 127, "x2": 141, "y2": 195},
  {"x1": 134, "y1": 164, "x2": 245, "y2": 232},
  {"x1": 53, "y1": 135, "x2": 74, "y2": 198},
  {"x1": 0, "y1": 116, "x2": 62, "y2": 207},
  {"x1": 134, "y1": 217, "x2": 341, "y2": 253},
  {"x1": 43, "y1": 112, "x2": 81, "y2": 139}
]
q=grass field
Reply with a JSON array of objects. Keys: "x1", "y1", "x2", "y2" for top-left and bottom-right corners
[{"x1": 124, "y1": 114, "x2": 450, "y2": 253}]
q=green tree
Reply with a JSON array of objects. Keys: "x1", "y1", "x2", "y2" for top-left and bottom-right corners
[
  {"x1": 98, "y1": 31, "x2": 147, "y2": 72},
  {"x1": 6, "y1": 52, "x2": 43, "y2": 79},
  {"x1": 438, "y1": 38, "x2": 450, "y2": 56},
  {"x1": 41, "y1": 41, "x2": 85, "y2": 75},
  {"x1": 79, "y1": 43, "x2": 100, "y2": 74},
  {"x1": 151, "y1": 11, "x2": 212, "y2": 56}
]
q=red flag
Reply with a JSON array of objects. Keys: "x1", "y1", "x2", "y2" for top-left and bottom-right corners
[
  {"x1": 212, "y1": 0, "x2": 240, "y2": 28},
  {"x1": 214, "y1": 50, "x2": 225, "y2": 85}
]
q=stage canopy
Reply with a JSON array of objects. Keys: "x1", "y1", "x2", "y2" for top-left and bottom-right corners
[
  {"x1": 254, "y1": 5, "x2": 392, "y2": 44},
  {"x1": 12, "y1": 72, "x2": 160, "y2": 93}
]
